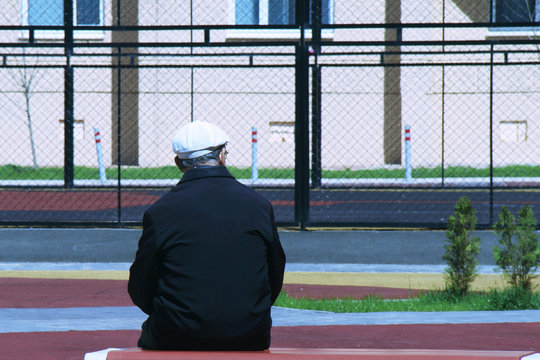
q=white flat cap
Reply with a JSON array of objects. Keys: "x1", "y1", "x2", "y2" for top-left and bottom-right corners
[{"x1": 172, "y1": 121, "x2": 229, "y2": 159}]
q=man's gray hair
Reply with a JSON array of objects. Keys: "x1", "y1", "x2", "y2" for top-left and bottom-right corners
[{"x1": 179, "y1": 146, "x2": 224, "y2": 168}]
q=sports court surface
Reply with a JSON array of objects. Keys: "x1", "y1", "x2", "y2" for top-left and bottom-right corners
[{"x1": 1, "y1": 264, "x2": 540, "y2": 360}]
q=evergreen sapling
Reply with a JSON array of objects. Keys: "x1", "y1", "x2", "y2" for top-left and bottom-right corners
[
  {"x1": 493, "y1": 205, "x2": 540, "y2": 291},
  {"x1": 443, "y1": 196, "x2": 480, "y2": 297}
]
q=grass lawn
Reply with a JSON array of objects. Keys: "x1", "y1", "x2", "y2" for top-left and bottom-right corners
[{"x1": 2, "y1": 164, "x2": 540, "y2": 180}]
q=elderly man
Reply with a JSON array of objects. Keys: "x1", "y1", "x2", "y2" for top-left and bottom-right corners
[{"x1": 128, "y1": 121, "x2": 286, "y2": 351}]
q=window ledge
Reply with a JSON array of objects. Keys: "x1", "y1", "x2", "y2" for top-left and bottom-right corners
[
  {"x1": 20, "y1": 30, "x2": 105, "y2": 42},
  {"x1": 226, "y1": 28, "x2": 334, "y2": 42},
  {"x1": 486, "y1": 27, "x2": 540, "y2": 39}
]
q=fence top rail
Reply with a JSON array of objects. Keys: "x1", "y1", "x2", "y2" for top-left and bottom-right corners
[
  {"x1": 1, "y1": 48, "x2": 537, "y2": 58},
  {"x1": 0, "y1": 22, "x2": 539, "y2": 32},
  {"x1": 0, "y1": 40, "x2": 539, "y2": 50}
]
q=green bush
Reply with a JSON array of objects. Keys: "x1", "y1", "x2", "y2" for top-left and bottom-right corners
[
  {"x1": 486, "y1": 287, "x2": 540, "y2": 310},
  {"x1": 442, "y1": 196, "x2": 481, "y2": 297},
  {"x1": 493, "y1": 205, "x2": 540, "y2": 291}
]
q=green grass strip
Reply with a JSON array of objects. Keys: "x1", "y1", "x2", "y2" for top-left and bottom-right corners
[
  {"x1": 274, "y1": 288, "x2": 540, "y2": 313},
  {"x1": 1, "y1": 164, "x2": 540, "y2": 181}
]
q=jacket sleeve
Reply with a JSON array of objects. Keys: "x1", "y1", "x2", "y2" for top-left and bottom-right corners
[
  {"x1": 128, "y1": 211, "x2": 161, "y2": 315},
  {"x1": 267, "y1": 207, "x2": 286, "y2": 304}
]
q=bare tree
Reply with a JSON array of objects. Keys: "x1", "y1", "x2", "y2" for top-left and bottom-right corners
[{"x1": 6, "y1": 51, "x2": 42, "y2": 169}]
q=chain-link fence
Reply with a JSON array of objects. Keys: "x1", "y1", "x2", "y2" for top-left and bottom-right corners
[{"x1": 0, "y1": 0, "x2": 539, "y2": 228}]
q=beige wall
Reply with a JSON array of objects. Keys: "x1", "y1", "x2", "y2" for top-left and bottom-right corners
[{"x1": 0, "y1": 0, "x2": 538, "y2": 174}]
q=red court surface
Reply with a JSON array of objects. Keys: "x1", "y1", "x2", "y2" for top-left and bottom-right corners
[
  {"x1": 0, "y1": 278, "x2": 423, "y2": 308},
  {"x1": 3, "y1": 324, "x2": 540, "y2": 360},
  {"x1": 0, "y1": 278, "x2": 131, "y2": 308},
  {"x1": 1, "y1": 278, "x2": 539, "y2": 360},
  {"x1": 0, "y1": 190, "x2": 160, "y2": 211}
]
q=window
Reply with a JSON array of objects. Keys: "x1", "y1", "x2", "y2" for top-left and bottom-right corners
[
  {"x1": 493, "y1": 0, "x2": 538, "y2": 23},
  {"x1": 228, "y1": 0, "x2": 334, "y2": 41},
  {"x1": 22, "y1": 0, "x2": 103, "y2": 40},
  {"x1": 488, "y1": 0, "x2": 540, "y2": 38},
  {"x1": 499, "y1": 121, "x2": 528, "y2": 143}
]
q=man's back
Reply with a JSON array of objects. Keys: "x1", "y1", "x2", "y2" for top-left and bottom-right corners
[{"x1": 128, "y1": 166, "x2": 285, "y2": 350}]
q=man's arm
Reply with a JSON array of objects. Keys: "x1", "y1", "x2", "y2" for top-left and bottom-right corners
[
  {"x1": 128, "y1": 211, "x2": 160, "y2": 315},
  {"x1": 267, "y1": 208, "x2": 286, "y2": 304}
]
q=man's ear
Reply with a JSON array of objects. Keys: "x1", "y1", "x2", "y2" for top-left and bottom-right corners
[
  {"x1": 218, "y1": 148, "x2": 226, "y2": 166},
  {"x1": 174, "y1": 156, "x2": 186, "y2": 173}
]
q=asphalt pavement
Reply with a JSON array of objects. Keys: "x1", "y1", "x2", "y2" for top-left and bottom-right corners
[{"x1": 0, "y1": 228, "x2": 503, "y2": 265}]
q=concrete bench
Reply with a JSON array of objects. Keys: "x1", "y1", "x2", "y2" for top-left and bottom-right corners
[{"x1": 82, "y1": 347, "x2": 538, "y2": 360}]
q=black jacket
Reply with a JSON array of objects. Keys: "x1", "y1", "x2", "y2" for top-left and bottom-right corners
[{"x1": 128, "y1": 166, "x2": 286, "y2": 350}]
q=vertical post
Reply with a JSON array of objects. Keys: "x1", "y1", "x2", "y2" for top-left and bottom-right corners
[
  {"x1": 251, "y1": 127, "x2": 258, "y2": 183},
  {"x1": 111, "y1": 0, "x2": 139, "y2": 166},
  {"x1": 94, "y1": 128, "x2": 107, "y2": 184},
  {"x1": 311, "y1": 62, "x2": 322, "y2": 188},
  {"x1": 64, "y1": 0, "x2": 74, "y2": 188},
  {"x1": 295, "y1": 0, "x2": 310, "y2": 229},
  {"x1": 383, "y1": 0, "x2": 402, "y2": 165},
  {"x1": 311, "y1": 0, "x2": 321, "y2": 52},
  {"x1": 441, "y1": 64, "x2": 445, "y2": 186},
  {"x1": 441, "y1": 1, "x2": 446, "y2": 187},
  {"x1": 113, "y1": 0, "x2": 123, "y2": 222},
  {"x1": 489, "y1": 44, "x2": 494, "y2": 226},
  {"x1": 404, "y1": 125, "x2": 411, "y2": 182},
  {"x1": 311, "y1": 0, "x2": 322, "y2": 189}
]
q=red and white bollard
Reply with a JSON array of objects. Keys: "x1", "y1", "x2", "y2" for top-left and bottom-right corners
[
  {"x1": 252, "y1": 127, "x2": 258, "y2": 183},
  {"x1": 405, "y1": 125, "x2": 411, "y2": 182},
  {"x1": 94, "y1": 127, "x2": 107, "y2": 184}
]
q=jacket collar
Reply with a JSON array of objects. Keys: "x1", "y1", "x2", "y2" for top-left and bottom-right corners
[{"x1": 176, "y1": 165, "x2": 234, "y2": 186}]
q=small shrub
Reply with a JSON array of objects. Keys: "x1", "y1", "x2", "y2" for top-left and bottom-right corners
[
  {"x1": 493, "y1": 205, "x2": 540, "y2": 291},
  {"x1": 442, "y1": 196, "x2": 480, "y2": 297},
  {"x1": 486, "y1": 287, "x2": 540, "y2": 310}
]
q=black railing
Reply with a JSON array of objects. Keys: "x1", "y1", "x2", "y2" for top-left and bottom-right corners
[{"x1": 1, "y1": 1, "x2": 539, "y2": 229}]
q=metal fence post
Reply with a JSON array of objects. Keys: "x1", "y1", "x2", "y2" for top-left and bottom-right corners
[
  {"x1": 311, "y1": 0, "x2": 322, "y2": 189},
  {"x1": 64, "y1": 0, "x2": 74, "y2": 188},
  {"x1": 489, "y1": 44, "x2": 494, "y2": 226},
  {"x1": 115, "y1": 0, "x2": 123, "y2": 223},
  {"x1": 311, "y1": 62, "x2": 322, "y2": 189},
  {"x1": 295, "y1": 0, "x2": 310, "y2": 229}
]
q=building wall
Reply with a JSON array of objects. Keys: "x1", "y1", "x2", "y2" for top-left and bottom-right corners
[{"x1": 0, "y1": 0, "x2": 538, "y2": 174}]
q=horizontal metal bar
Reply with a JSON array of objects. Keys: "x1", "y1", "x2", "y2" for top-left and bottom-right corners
[
  {"x1": 0, "y1": 48, "x2": 537, "y2": 59},
  {"x1": 0, "y1": 22, "x2": 539, "y2": 31},
  {"x1": 0, "y1": 38, "x2": 537, "y2": 50},
  {"x1": 318, "y1": 61, "x2": 540, "y2": 67},
  {"x1": 2, "y1": 60, "x2": 539, "y2": 70}
]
